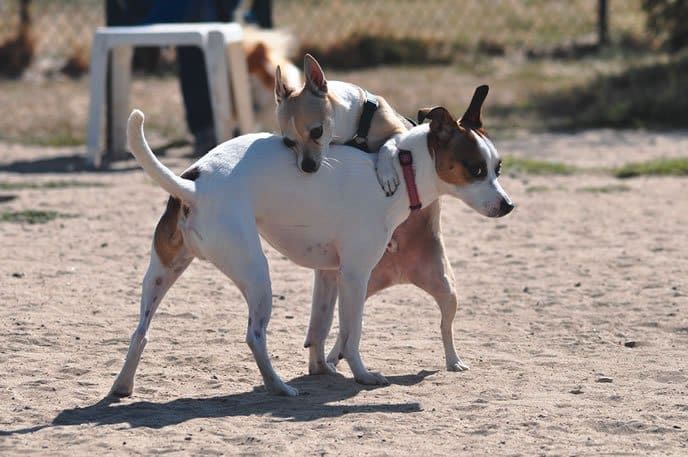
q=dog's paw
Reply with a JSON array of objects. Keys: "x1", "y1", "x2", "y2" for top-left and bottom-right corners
[
  {"x1": 447, "y1": 359, "x2": 470, "y2": 372},
  {"x1": 309, "y1": 360, "x2": 338, "y2": 376},
  {"x1": 109, "y1": 381, "x2": 133, "y2": 398},
  {"x1": 375, "y1": 161, "x2": 400, "y2": 197},
  {"x1": 354, "y1": 371, "x2": 389, "y2": 386},
  {"x1": 269, "y1": 381, "x2": 299, "y2": 397},
  {"x1": 326, "y1": 350, "x2": 343, "y2": 366}
]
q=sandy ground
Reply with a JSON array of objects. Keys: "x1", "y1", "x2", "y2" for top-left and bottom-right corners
[{"x1": 1, "y1": 130, "x2": 687, "y2": 456}]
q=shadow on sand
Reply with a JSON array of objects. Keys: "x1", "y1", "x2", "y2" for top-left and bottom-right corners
[
  {"x1": 0, "y1": 153, "x2": 139, "y2": 174},
  {"x1": 0, "y1": 139, "x2": 189, "y2": 174},
  {"x1": 0, "y1": 370, "x2": 435, "y2": 435}
]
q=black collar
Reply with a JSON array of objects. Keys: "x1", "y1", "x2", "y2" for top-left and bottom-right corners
[{"x1": 345, "y1": 90, "x2": 379, "y2": 153}]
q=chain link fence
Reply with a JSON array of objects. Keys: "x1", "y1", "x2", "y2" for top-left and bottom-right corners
[{"x1": 0, "y1": 0, "x2": 647, "y2": 74}]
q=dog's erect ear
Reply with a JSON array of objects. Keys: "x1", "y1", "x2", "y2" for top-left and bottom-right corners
[
  {"x1": 275, "y1": 65, "x2": 293, "y2": 104},
  {"x1": 460, "y1": 85, "x2": 489, "y2": 129},
  {"x1": 303, "y1": 54, "x2": 328, "y2": 97},
  {"x1": 418, "y1": 106, "x2": 456, "y2": 135}
]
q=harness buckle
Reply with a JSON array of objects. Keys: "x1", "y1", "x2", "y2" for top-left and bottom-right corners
[{"x1": 352, "y1": 135, "x2": 367, "y2": 146}]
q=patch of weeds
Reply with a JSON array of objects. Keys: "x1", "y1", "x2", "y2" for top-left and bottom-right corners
[
  {"x1": 577, "y1": 184, "x2": 631, "y2": 193},
  {"x1": 525, "y1": 185, "x2": 551, "y2": 193},
  {"x1": 301, "y1": 34, "x2": 452, "y2": 69},
  {"x1": 504, "y1": 157, "x2": 577, "y2": 175},
  {"x1": 0, "y1": 180, "x2": 107, "y2": 191},
  {"x1": 613, "y1": 158, "x2": 688, "y2": 178},
  {"x1": 27, "y1": 132, "x2": 84, "y2": 147},
  {"x1": 0, "y1": 210, "x2": 77, "y2": 224},
  {"x1": 533, "y1": 51, "x2": 688, "y2": 129}
]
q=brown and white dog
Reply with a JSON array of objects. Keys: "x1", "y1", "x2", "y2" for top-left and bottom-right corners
[
  {"x1": 109, "y1": 86, "x2": 513, "y2": 397},
  {"x1": 305, "y1": 86, "x2": 515, "y2": 375},
  {"x1": 243, "y1": 28, "x2": 301, "y2": 128}
]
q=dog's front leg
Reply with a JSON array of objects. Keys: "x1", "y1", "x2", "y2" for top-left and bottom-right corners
[
  {"x1": 375, "y1": 134, "x2": 402, "y2": 196},
  {"x1": 305, "y1": 269, "x2": 338, "y2": 375},
  {"x1": 337, "y1": 267, "x2": 389, "y2": 385},
  {"x1": 241, "y1": 262, "x2": 299, "y2": 397}
]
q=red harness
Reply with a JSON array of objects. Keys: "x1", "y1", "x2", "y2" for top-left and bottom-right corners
[{"x1": 397, "y1": 149, "x2": 422, "y2": 211}]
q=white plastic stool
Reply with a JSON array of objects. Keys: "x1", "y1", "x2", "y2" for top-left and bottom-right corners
[{"x1": 86, "y1": 22, "x2": 255, "y2": 168}]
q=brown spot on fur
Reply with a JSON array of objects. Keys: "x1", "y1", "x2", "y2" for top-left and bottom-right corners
[
  {"x1": 423, "y1": 108, "x2": 486, "y2": 186},
  {"x1": 153, "y1": 167, "x2": 200, "y2": 267},
  {"x1": 181, "y1": 166, "x2": 200, "y2": 181},
  {"x1": 245, "y1": 42, "x2": 276, "y2": 90},
  {"x1": 155, "y1": 277, "x2": 162, "y2": 286}
]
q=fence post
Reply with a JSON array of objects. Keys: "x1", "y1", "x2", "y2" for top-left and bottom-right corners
[{"x1": 598, "y1": 0, "x2": 609, "y2": 46}]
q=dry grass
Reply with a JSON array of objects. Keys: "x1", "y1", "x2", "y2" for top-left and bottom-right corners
[
  {"x1": 0, "y1": 48, "x2": 680, "y2": 146},
  {"x1": 0, "y1": 0, "x2": 647, "y2": 64},
  {"x1": 277, "y1": 0, "x2": 646, "y2": 50}
]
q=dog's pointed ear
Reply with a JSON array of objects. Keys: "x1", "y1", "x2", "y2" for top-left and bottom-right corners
[
  {"x1": 418, "y1": 106, "x2": 456, "y2": 135},
  {"x1": 275, "y1": 65, "x2": 293, "y2": 104},
  {"x1": 303, "y1": 54, "x2": 328, "y2": 97},
  {"x1": 460, "y1": 85, "x2": 489, "y2": 129},
  {"x1": 417, "y1": 107, "x2": 434, "y2": 124}
]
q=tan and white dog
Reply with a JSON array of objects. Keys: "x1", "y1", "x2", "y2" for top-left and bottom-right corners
[
  {"x1": 243, "y1": 28, "x2": 302, "y2": 122},
  {"x1": 110, "y1": 87, "x2": 513, "y2": 397},
  {"x1": 275, "y1": 54, "x2": 407, "y2": 195}
]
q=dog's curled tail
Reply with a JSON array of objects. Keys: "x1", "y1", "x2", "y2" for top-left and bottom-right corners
[{"x1": 127, "y1": 109, "x2": 196, "y2": 204}]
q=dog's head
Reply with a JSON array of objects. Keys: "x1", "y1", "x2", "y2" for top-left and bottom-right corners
[
  {"x1": 274, "y1": 54, "x2": 334, "y2": 174},
  {"x1": 419, "y1": 86, "x2": 514, "y2": 218},
  {"x1": 246, "y1": 41, "x2": 302, "y2": 113}
]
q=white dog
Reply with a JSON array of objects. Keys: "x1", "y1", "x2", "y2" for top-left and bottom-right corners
[{"x1": 110, "y1": 86, "x2": 513, "y2": 397}]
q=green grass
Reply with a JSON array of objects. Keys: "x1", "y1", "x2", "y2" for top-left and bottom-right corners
[
  {"x1": 0, "y1": 210, "x2": 77, "y2": 224},
  {"x1": 577, "y1": 184, "x2": 632, "y2": 193},
  {"x1": 0, "y1": 180, "x2": 107, "y2": 191},
  {"x1": 612, "y1": 158, "x2": 688, "y2": 178},
  {"x1": 525, "y1": 185, "x2": 551, "y2": 193},
  {"x1": 504, "y1": 157, "x2": 578, "y2": 175},
  {"x1": 28, "y1": 133, "x2": 85, "y2": 147}
]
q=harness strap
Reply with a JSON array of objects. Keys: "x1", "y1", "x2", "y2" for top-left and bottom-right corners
[
  {"x1": 398, "y1": 149, "x2": 422, "y2": 211},
  {"x1": 345, "y1": 90, "x2": 379, "y2": 152}
]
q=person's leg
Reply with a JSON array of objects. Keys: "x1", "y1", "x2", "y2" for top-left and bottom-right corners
[
  {"x1": 176, "y1": 0, "x2": 241, "y2": 155},
  {"x1": 105, "y1": 0, "x2": 154, "y2": 160},
  {"x1": 177, "y1": 46, "x2": 216, "y2": 155},
  {"x1": 245, "y1": 0, "x2": 273, "y2": 28}
]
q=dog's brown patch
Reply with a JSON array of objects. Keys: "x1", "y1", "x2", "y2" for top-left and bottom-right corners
[
  {"x1": 422, "y1": 107, "x2": 486, "y2": 186},
  {"x1": 432, "y1": 125, "x2": 486, "y2": 186},
  {"x1": 246, "y1": 42, "x2": 275, "y2": 90},
  {"x1": 153, "y1": 167, "x2": 200, "y2": 267}
]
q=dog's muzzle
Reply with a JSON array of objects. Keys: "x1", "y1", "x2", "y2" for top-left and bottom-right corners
[
  {"x1": 301, "y1": 157, "x2": 319, "y2": 173},
  {"x1": 498, "y1": 198, "x2": 515, "y2": 216}
]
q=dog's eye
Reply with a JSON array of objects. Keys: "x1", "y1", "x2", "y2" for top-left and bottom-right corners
[
  {"x1": 310, "y1": 126, "x2": 323, "y2": 140},
  {"x1": 469, "y1": 166, "x2": 485, "y2": 178},
  {"x1": 283, "y1": 137, "x2": 296, "y2": 148}
]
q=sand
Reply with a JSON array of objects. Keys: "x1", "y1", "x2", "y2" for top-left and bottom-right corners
[{"x1": 1, "y1": 130, "x2": 687, "y2": 455}]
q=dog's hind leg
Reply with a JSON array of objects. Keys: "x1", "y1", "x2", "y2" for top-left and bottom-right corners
[
  {"x1": 110, "y1": 245, "x2": 193, "y2": 397},
  {"x1": 305, "y1": 269, "x2": 338, "y2": 375},
  {"x1": 409, "y1": 246, "x2": 469, "y2": 372}
]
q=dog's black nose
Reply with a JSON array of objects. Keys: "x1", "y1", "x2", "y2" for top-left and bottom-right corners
[
  {"x1": 301, "y1": 158, "x2": 318, "y2": 173},
  {"x1": 499, "y1": 199, "x2": 515, "y2": 216}
]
